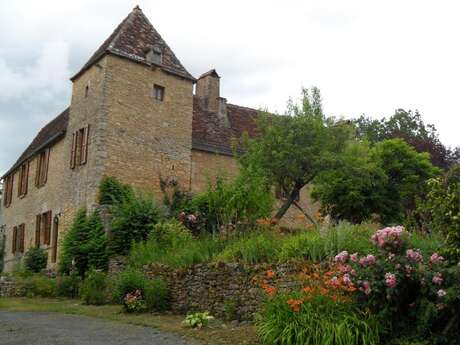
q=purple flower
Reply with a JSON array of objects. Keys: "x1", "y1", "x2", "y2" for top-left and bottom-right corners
[
  {"x1": 430, "y1": 253, "x2": 444, "y2": 264},
  {"x1": 362, "y1": 281, "x2": 372, "y2": 295},
  {"x1": 359, "y1": 254, "x2": 377, "y2": 267},
  {"x1": 350, "y1": 253, "x2": 359, "y2": 262}
]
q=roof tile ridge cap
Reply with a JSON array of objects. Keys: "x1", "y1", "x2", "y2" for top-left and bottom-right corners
[{"x1": 227, "y1": 103, "x2": 259, "y2": 112}]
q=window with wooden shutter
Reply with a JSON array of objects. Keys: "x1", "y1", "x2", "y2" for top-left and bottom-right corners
[
  {"x1": 35, "y1": 214, "x2": 41, "y2": 247},
  {"x1": 3, "y1": 174, "x2": 14, "y2": 207},
  {"x1": 70, "y1": 132, "x2": 77, "y2": 169},
  {"x1": 18, "y1": 223, "x2": 25, "y2": 253},
  {"x1": 35, "y1": 149, "x2": 50, "y2": 188},
  {"x1": 12, "y1": 226, "x2": 17, "y2": 254},
  {"x1": 18, "y1": 163, "x2": 29, "y2": 197},
  {"x1": 44, "y1": 211, "x2": 52, "y2": 245},
  {"x1": 70, "y1": 127, "x2": 89, "y2": 168},
  {"x1": 51, "y1": 218, "x2": 59, "y2": 263}
]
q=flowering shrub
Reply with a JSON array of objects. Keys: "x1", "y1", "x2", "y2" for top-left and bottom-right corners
[
  {"x1": 334, "y1": 226, "x2": 460, "y2": 342},
  {"x1": 124, "y1": 289, "x2": 146, "y2": 313}
]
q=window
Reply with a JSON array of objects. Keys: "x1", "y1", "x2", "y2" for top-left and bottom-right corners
[
  {"x1": 153, "y1": 84, "x2": 165, "y2": 101},
  {"x1": 35, "y1": 149, "x2": 50, "y2": 187},
  {"x1": 12, "y1": 224, "x2": 25, "y2": 254},
  {"x1": 18, "y1": 163, "x2": 29, "y2": 197},
  {"x1": 70, "y1": 126, "x2": 90, "y2": 169},
  {"x1": 35, "y1": 211, "x2": 52, "y2": 246},
  {"x1": 3, "y1": 174, "x2": 14, "y2": 208},
  {"x1": 51, "y1": 217, "x2": 59, "y2": 263}
]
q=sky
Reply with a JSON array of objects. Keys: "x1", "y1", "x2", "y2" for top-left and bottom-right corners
[{"x1": 1, "y1": 0, "x2": 459, "y2": 175}]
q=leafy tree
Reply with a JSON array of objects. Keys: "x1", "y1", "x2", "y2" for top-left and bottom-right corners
[
  {"x1": 355, "y1": 109, "x2": 459, "y2": 169},
  {"x1": 241, "y1": 87, "x2": 353, "y2": 221},
  {"x1": 371, "y1": 139, "x2": 440, "y2": 224},
  {"x1": 108, "y1": 192, "x2": 164, "y2": 256},
  {"x1": 23, "y1": 247, "x2": 48, "y2": 273},
  {"x1": 312, "y1": 141, "x2": 387, "y2": 223}
]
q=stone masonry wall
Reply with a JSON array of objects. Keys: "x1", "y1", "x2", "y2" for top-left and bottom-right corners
[{"x1": 140, "y1": 261, "x2": 306, "y2": 321}]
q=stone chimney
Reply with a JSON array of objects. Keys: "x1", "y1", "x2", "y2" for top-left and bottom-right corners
[{"x1": 196, "y1": 69, "x2": 220, "y2": 113}]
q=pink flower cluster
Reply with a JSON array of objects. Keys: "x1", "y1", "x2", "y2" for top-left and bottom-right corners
[
  {"x1": 334, "y1": 251, "x2": 349, "y2": 263},
  {"x1": 432, "y1": 272, "x2": 443, "y2": 285},
  {"x1": 385, "y1": 272, "x2": 397, "y2": 288},
  {"x1": 430, "y1": 253, "x2": 444, "y2": 264},
  {"x1": 362, "y1": 281, "x2": 372, "y2": 295},
  {"x1": 359, "y1": 254, "x2": 377, "y2": 267},
  {"x1": 406, "y1": 249, "x2": 423, "y2": 262},
  {"x1": 371, "y1": 226, "x2": 405, "y2": 249}
]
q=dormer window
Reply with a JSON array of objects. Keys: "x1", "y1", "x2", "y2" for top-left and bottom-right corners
[{"x1": 146, "y1": 46, "x2": 162, "y2": 65}]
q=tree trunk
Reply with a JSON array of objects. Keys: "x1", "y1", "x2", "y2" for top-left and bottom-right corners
[
  {"x1": 273, "y1": 183, "x2": 304, "y2": 222},
  {"x1": 293, "y1": 200, "x2": 318, "y2": 227}
]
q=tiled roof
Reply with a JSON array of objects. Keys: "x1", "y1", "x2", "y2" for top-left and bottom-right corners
[
  {"x1": 71, "y1": 6, "x2": 194, "y2": 82},
  {"x1": 2, "y1": 108, "x2": 69, "y2": 179},
  {"x1": 192, "y1": 96, "x2": 259, "y2": 156}
]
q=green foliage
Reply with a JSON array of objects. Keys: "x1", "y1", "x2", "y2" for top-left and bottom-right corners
[
  {"x1": 256, "y1": 292, "x2": 380, "y2": 345},
  {"x1": 416, "y1": 166, "x2": 460, "y2": 261},
  {"x1": 214, "y1": 231, "x2": 281, "y2": 264},
  {"x1": 23, "y1": 247, "x2": 48, "y2": 273},
  {"x1": 114, "y1": 269, "x2": 147, "y2": 303},
  {"x1": 17, "y1": 275, "x2": 57, "y2": 298},
  {"x1": 55, "y1": 273, "x2": 81, "y2": 298},
  {"x1": 143, "y1": 278, "x2": 169, "y2": 312},
  {"x1": 278, "y1": 230, "x2": 327, "y2": 262},
  {"x1": 80, "y1": 270, "x2": 108, "y2": 305},
  {"x1": 98, "y1": 176, "x2": 133, "y2": 205},
  {"x1": 372, "y1": 139, "x2": 440, "y2": 224},
  {"x1": 183, "y1": 312, "x2": 214, "y2": 329},
  {"x1": 312, "y1": 141, "x2": 388, "y2": 223},
  {"x1": 59, "y1": 208, "x2": 90, "y2": 276},
  {"x1": 241, "y1": 87, "x2": 353, "y2": 221},
  {"x1": 59, "y1": 209, "x2": 108, "y2": 277},
  {"x1": 191, "y1": 171, "x2": 274, "y2": 234},
  {"x1": 85, "y1": 211, "x2": 108, "y2": 271},
  {"x1": 129, "y1": 222, "x2": 221, "y2": 268},
  {"x1": 223, "y1": 298, "x2": 239, "y2": 321},
  {"x1": 108, "y1": 191, "x2": 164, "y2": 256}
]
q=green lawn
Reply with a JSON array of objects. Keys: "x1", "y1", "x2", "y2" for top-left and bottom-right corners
[{"x1": 0, "y1": 298, "x2": 259, "y2": 345}]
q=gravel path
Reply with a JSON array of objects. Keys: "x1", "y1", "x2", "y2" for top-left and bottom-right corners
[{"x1": 0, "y1": 311, "x2": 199, "y2": 345}]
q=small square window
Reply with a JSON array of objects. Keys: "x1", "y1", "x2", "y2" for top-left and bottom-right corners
[{"x1": 153, "y1": 84, "x2": 165, "y2": 101}]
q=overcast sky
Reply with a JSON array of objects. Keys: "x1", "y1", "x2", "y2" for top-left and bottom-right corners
[{"x1": 1, "y1": 0, "x2": 459, "y2": 175}]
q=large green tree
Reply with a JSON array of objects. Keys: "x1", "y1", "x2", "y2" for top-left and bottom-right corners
[
  {"x1": 241, "y1": 87, "x2": 353, "y2": 221},
  {"x1": 355, "y1": 109, "x2": 459, "y2": 169}
]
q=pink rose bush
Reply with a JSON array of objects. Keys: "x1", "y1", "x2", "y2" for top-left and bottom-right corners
[{"x1": 334, "y1": 225, "x2": 460, "y2": 340}]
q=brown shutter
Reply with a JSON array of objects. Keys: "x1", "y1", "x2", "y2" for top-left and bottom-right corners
[
  {"x1": 35, "y1": 214, "x2": 41, "y2": 246},
  {"x1": 81, "y1": 126, "x2": 89, "y2": 165},
  {"x1": 6, "y1": 174, "x2": 14, "y2": 207},
  {"x1": 70, "y1": 132, "x2": 76, "y2": 169},
  {"x1": 19, "y1": 224, "x2": 25, "y2": 253},
  {"x1": 12, "y1": 226, "x2": 17, "y2": 254},
  {"x1": 51, "y1": 220, "x2": 59, "y2": 263},
  {"x1": 24, "y1": 162, "x2": 29, "y2": 195},
  {"x1": 17, "y1": 167, "x2": 23, "y2": 197},
  {"x1": 35, "y1": 155, "x2": 41, "y2": 187},
  {"x1": 45, "y1": 211, "x2": 52, "y2": 245},
  {"x1": 43, "y1": 149, "x2": 49, "y2": 184}
]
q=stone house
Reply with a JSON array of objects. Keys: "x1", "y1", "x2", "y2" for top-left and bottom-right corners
[{"x1": 0, "y1": 6, "x2": 317, "y2": 272}]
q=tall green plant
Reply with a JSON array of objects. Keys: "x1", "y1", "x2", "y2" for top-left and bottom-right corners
[
  {"x1": 85, "y1": 211, "x2": 108, "y2": 271},
  {"x1": 98, "y1": 176, "x2": 133, "y2": 205},
  {"x1": 108, "y1": 191, "x2": 164, "y2": 256}
]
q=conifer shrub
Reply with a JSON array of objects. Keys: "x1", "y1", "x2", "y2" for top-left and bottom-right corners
[
  {"x1": 56, "y1": 273, "x2": 81, "y2": 298},
  {"x1": 98, "y1": 176, "x2": 133, "y2": 205},
  {"x1": 23, "y1": 247, "x2": 48, "y2": 273}
]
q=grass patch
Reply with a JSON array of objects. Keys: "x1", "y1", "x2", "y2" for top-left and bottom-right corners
[{"x1": 0, "y1": 297, "x2": 259, "y2": 345}]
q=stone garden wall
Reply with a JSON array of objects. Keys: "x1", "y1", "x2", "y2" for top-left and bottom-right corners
[
  {"x1": 0, "y1": 278, "x2": 19, "y2": 297},
  {"x1": 110, "y1": 258, "x2": 307, "y2": 321}
]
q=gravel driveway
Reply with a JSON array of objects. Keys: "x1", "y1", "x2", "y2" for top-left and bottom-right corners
[{"x1": 0, "y1": 311, "x2": 199, "y2": 345}]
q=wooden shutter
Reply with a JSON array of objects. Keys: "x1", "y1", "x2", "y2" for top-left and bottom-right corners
[
  {"x1": 51, "y1": 220, "x2": 59, "y2": 263},
  {"x1": 18, "y1": 166, "x2": 23, "y2": 197},
  {"x1": 35, "y1": 155, "x2": 41, "y2": 187},
  {"x1": 5, "y1": 175, "x2": 13, "y2": 207},
  {"x1": 35, "y1": 214, "x2": 41, "y2": 246},
  {"x1": 44, "y1": 211, "x2": 52, "y2": 245},
  {"x1": 24, "y1": 162, "x2": 29, "y2": 195},
  {"x1": 19, "y1": 224, "x2": 25, "y2": 253},
  {"x1": 70, "y1": 132, "x2": 77, "y2": 169},
  {"x1": 43, "y1": 149, "x2": 49, "y2": 184},
  {"x1": 80, "y1": 126, "x2": 89, "y2": 165},
  {"x1": 12, "y1": 226, "x2": 17, "y2": 254}
]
